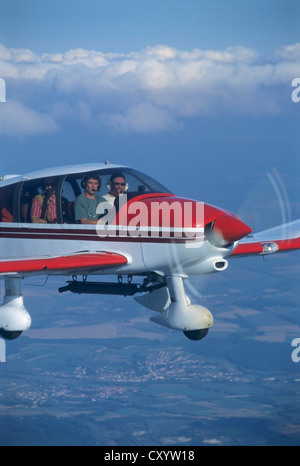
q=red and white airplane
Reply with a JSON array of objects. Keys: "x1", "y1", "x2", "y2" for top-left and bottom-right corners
[{"x1": 0, "y1": 163, "x2": 299, "y2": 341}]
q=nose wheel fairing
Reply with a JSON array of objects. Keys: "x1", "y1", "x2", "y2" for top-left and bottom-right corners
[{"x1": 144, "y1": 276, "x2": 214, "y2": 340}]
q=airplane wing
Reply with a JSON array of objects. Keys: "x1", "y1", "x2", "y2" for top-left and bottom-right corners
[
  {"x1": 231, "y1": 220, "x2": 300, "y2": 257},
  {"x1": 0, "y1": 251, "x2": 128, "y2": 277}
]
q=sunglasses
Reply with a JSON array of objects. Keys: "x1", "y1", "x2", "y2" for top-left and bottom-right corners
[{"x1": 112, "y1": 182, "x2": 126, "y2": 186}]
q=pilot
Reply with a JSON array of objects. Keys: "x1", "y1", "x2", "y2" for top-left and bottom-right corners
[
  {"x1": 102, "y1": 173, "x2": 128, "y2": 206},
  {"x1": 74, "y1": 173, "x2": 105, "y2": 224},
  {"x1": 31, "y1": 178, "x2": 59, "y2": 224}
]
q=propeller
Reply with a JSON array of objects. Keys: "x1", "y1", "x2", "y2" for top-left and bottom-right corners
[
  {"x1": 238, "y1": 170, "x2": 294, "y2": 232},
  {"x1": 188, "y1": 169, "x2": 295, "y2": 302}
]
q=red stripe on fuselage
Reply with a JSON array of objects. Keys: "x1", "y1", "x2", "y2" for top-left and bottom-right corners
[{"x1": 0, "y1": 226, "x2": 204, "y2": 243}]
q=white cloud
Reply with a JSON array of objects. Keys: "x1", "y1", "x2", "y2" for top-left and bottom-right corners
[
  {"x1": 0, "y1": 42, "x2": 299, "y2": 135},
  {"x1": 0, "y1": 100, "x2": 58, "y2": 136},
  {"x1": 0, "y1": 44, "x2": 11, "y2": 61},
  {"x1": 101, "y1": 101, "x2": 181, "y2": 133},
  {"x1": 275, "y1": 43, "x2": 300, "y2": 61}
]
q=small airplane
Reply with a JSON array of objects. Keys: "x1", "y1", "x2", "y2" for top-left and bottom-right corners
[{"x1": 0, "y1": 163, "x2": 299, "y2": 341}]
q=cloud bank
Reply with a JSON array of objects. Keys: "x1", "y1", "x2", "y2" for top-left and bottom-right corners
[{"x1": 0, "y1": 43, "x2": 299, "y2": 136}]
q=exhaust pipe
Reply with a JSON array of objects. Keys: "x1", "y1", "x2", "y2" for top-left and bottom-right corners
[{"x1": 214, "y1": 259, "x2": 228, "y2": 272}]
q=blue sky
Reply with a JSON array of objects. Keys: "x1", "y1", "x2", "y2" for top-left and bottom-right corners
[
  {"x1": 0, "y1": 0, "x2": 299, "y2": 54},
  {"x1": 0, "y1": 0, "x2": 299, "y2": 218}
]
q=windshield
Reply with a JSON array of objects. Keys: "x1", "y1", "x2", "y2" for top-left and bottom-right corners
[
  {"x1": 63, "y1": 168, "x2": 172, "y2": 203},
  {"x1": 123, "y1": 168, "x2": 173, "y2": 195}
]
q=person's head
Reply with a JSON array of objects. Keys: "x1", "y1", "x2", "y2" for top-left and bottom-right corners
[
  {"x1": 82, "y1": 173, "x2": 101, "y2": 198},
  {"x1": 108, "y1": 173, "x2": 127, "y2": 198},
  {"x1": 44, "y1": 178, "x2": 58, "y2": 196}
]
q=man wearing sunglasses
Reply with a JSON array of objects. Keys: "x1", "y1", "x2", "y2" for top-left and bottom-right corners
[{"x1": 102, "y1": 173, "x2": 128, "y2": 206}]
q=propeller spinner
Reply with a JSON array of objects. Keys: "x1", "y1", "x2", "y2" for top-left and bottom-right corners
[{"x1": 204, "y1": 205, "x2": 252, "y2": 247}]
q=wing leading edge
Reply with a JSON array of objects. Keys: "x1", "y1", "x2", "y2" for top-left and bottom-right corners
[
  {"x1": 232, "y1": 220, "x2": 300, "y2": 257},
  {"x1": 0, "y1": 252, "x2": 128, "y2": 277}
]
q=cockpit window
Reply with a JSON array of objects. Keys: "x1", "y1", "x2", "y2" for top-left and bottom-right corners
[
  {"x1": 63, "y1": 168, "x2": 171, "y2": 199},
  {"x1": 7, "y1": 168, "x2": 172, "y2": 225},
  {"x1": 62, "y1": 168, "x2": 172, "y2": 224},
  {"x1": 125, "y1": 168, "x2": 173, "y2": 196}
]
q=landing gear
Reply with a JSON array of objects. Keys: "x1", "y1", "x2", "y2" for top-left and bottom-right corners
[
  {"x1": 183, "y1": 328, "x2": 209, "y2": 341},
  {"x1": 145, "y1": 276, "x2": 213, "y2": 341},
  {"x1": 59, "y1": 273, "x2": 214, "y2": 342},
  {"x1": 0, "y1": 329, "x2": 22, "y2": 340},
  {"x1": 0, "y1": 279, "x2": 31, "y2": 340}
]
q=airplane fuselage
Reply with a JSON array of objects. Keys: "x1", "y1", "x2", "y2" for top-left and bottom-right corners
[
  {"x1": 0, "y1": 163, "x2": 255, "y2": 341},
  {"x1": 0, "y1": 164, "x2": 249, "y2": 279}
]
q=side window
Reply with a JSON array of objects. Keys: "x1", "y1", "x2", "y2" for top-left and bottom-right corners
[
  {"x1": 62, "y1": 177, "x2": 82, "y2": 224},
  {"x1": 20, "y1": 181, "x2": 40, "y2": 223},
  {"x1": 0, "y1": 185, "x2": 15, "y2": 223},
  {"x1": 20, "y1": 177, "x2": 61, "y2": 224}
]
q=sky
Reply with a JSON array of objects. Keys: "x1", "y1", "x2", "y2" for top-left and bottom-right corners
[{"x1": 0, "y1": 0, "x2": 299, "y2": 213}]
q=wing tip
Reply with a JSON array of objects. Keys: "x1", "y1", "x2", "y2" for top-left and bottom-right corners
[{"x1": 232, "y1": 237, "x2": 300, "y2": 257}]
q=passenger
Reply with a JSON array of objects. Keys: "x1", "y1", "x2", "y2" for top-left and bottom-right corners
[
  {"x1": 74, "y1": 173, "x2": 105, "y2": 225},
  {"x1": 102, "y1": 173, "x2": 128, "y2": 206},
  {"x1": 31, "y1": 178, "x2": 59, "y2": 224},
  {"x1": 0, "y1": 207, "x2": 13, "y2": 223},
  {"x1": 0, "y1": 185, "x2": 14, "y2": 222}
]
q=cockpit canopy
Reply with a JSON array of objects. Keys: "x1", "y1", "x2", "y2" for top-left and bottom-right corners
[{"x1": 0, "y1": 166, "x2": 172, "y2": 224}]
